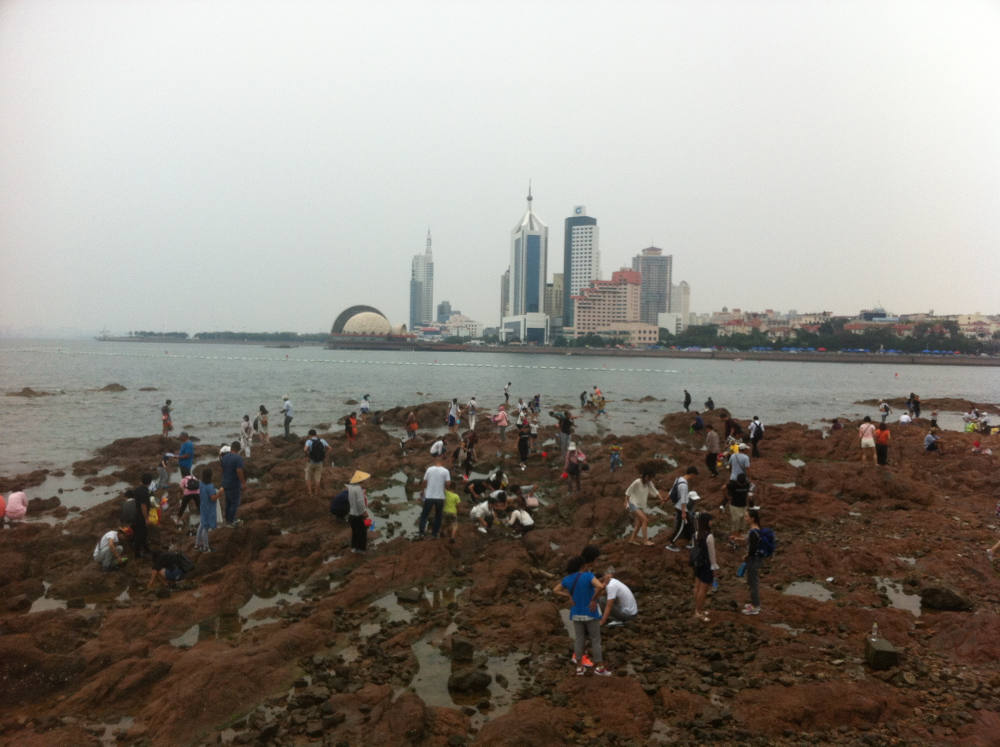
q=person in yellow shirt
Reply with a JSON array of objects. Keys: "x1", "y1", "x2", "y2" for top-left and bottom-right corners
[{"x1": 443, "y1": 489, "x2": 461, "y2": 543}]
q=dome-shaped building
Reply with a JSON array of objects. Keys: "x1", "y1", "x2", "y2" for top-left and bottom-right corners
[{"x1": 328, "y1": 306, "x2": 411, "y2": 349}]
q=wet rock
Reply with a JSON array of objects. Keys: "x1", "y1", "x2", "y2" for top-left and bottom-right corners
[
  {"x1": 99, "y1": 383, "x2": 127, "y2": 391},
  {"x1": 396, "y1": 587, "x2": 423, "y2": 603},
  {"x1": 450, "y1": 636, "x2": 474, "y2": 662},
  {"x1": 448, "y1": 670, "x2": 492, "y2": 693},
  {"x1": 920, "y1": 587, "x2": 972, "y2": 612},
  {"x1": 865, "y1": 637, "x2": 900, "y2": 670}
]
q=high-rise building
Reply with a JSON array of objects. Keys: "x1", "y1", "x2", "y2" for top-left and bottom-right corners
[
  {"x1": 670, "y1": 280, "x2": 691, "y2": 330},
  {"x1": 631, "y1": 247, "x2": 672, "y2": 325},
  {"x1": 409, "y1": 230, "x2": 434, "y2": 329},
  {"x1": 499, "y1": 269, "x2": 510, "y2": 321},
  {"x1": 436, "y1": 300, "x2": 454, "y2": 323},
  {"x1": 544, "y1": 272, "x2": 564, "y2": 326},
  {"x1": 508, "y1": 187, "x2": 548, "y2": 316},
  {"x1": 562, "y1": 206, "x2": 599, "y2": 327}
]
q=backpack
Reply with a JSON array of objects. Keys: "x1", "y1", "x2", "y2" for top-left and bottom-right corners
[
  {"x1": 668, "y1": 477, "x2": 685, "y2": 505},
  {"x1": 330, "y1": 490, "x2": 350, "y2": 519},
  {"x1": 183, "y1": 475, "x2": 200, "y2": 493},
  {"x1": 121, "y1": 498, "x2": 140, "y2": 525},
  {"x1": 309, "y1": 438, "x2": 326, "y2": 462},
  {"x1": 177, "y1": 553, "x2": 195, "y2": 573},
  {"x1": 755, "y1": 527, "x2": 776, "y2": 558},
  {"x1": 689, "y1": 537, "x2": 709, "y2": 569}
]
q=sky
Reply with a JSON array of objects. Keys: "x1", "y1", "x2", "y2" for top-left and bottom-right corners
[{"x1": 1, "y1": 0, "x2": 998, "y2": 336}]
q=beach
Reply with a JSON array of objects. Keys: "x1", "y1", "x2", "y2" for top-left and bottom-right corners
[{"x1": 1, "y1": 392, "x2": 999, "y2": 745}]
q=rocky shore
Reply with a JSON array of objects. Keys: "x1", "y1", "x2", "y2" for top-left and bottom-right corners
[{"x1": 1, "y1": 399, "x2": 998, "y2": 746}]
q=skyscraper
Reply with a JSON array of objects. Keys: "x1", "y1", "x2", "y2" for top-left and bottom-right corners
[
  {"x1": 562, "y1": 206, "x2": 599, "y2": 327},
  {"x1": 508, "y1": 187, "x2": 548, "y2": 316},
  {"x1": 409, "y1": 229, "x2": 434, "y2": 329},
  {"x1": 670, "y1": 280, "x2": 691, "y2": 330},
  {"x1": 631, "y1": 247, "x2": 672, "y2": 325}
]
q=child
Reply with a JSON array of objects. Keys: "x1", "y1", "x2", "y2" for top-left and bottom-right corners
[
  {"x1": 197, "y1": 467, "x2": 221, "y2": 552},
  {"x1": 609, "y1": 445, "x2": 623, "y2": 472},
  {"x1": 553, "y1": 555, "x2": 612, "y2": 676},
  {"x1": 177, "y1": 471, "x2": 201, "y2": 532},
  {"x1": 443, "y1": 488, "x2": 461, "y2": 543}
]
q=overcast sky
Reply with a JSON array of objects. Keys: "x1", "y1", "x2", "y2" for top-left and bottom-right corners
[{"x1": 1, "y1": 0, "x2": 998, "y2": 336}]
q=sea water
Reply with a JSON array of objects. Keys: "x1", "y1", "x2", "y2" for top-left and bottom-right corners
[{"x1": 0, "y1": 338, "x2": 996, "y2": 475}]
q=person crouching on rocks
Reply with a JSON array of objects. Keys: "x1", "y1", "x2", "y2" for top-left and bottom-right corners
[
  {"x1": 148, "y1": 550, "x2": 189, "y2": 589},
  {"x1": 93, "y1": 527, "x2": 130, "y2": 570},
  {"x1": 599, "y1": 567, "x2": 638, "y2": 627},
  {"x1": 505, "y1": 491, "x2": 535, "y2": 535},
  {"x1": 554, "y1": 555, "x2": 612, "y2": 677}
]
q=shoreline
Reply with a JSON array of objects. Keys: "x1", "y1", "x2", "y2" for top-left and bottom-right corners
[
  {"x1": 94, "y1": 336, "x2": 1000, "y2": 366},
  {"x1": 2, "y1": 404, "x2": 999, "y2": 744}
]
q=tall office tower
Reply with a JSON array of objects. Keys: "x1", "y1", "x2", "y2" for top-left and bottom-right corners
[
  {"x1": 562, "y1": 206, "x2": 599, "y2": 327},
  {"x1": 631, "y1": 247, "x2": 673, "y2": 324},
  {"x1": 544, "y1": 272, "x2": 564, "y2": 324},
  {"x1": 436, "y1": 300, "x2": 453, "y2": 323},
  {"x1": 409, "y1": 229, "x2": 434, "y2": 329},
  {"x1": 508, "y1": 187, "x2": 548, "y2": 316},
  {"x1": 499, "y1": 269, "x2": 510, "y2": 322},
  {"x1": 670, "y1": 280, "x2": 691, "y2": 329}
]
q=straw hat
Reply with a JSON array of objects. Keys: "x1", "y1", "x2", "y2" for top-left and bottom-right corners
[{"x1": 349, "y1": 470, "x2": 371, "y2": 484}]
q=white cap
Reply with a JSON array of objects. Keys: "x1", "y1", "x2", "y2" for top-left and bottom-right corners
[{"x1": 688, "y1": 491, "x2": 702, "y2": 501}]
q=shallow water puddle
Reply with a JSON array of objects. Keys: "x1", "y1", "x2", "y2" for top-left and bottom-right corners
[
  {"x1": 783, "y1": 581, "x2": 833, "y2": 602},
  {"x1": 874, "y1": 577, "x2": 921, "y2": 616},
  {"x1": 239, "y1": 584, "x2": 306, "y2": 630},
  {"x1": 788, "y1": 458, "x2": 806, "y2": 468},
  {"x1": 407, "y1": 626, "x2": 524, "y2": 729},
  {"x1": 770, "y1": 622, "x2": 805, "y2": 636},
  {"x1": 98, "y1": 716, "x2": 134, "y2": 747},
  {"x1": 29, "y1": 581, "x2": 68, "y2": 614},
  {"x1": 772, "y1": 482, "x2": 796, "y2": 489}
]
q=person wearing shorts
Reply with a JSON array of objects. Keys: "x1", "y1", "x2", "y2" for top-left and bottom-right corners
[
  {"x1": 859, "y1": 416, "x2": 876, "y2": 465},
  {"x1": 443, "y1": 489, "x2": 460, "y2": 542}
]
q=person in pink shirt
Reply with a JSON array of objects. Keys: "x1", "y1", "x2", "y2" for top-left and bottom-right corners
[
  {"x1": 0, "y1": 493, "x2": 5, "y2": 522},
  {"x1": 858, "y1": 416, "x2": 877, "y2": 466},
  {"x1": 5, "y1": 491, "x2": 28, "y2": 521}
]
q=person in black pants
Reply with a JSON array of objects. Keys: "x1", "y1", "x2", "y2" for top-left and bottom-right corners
[
  {"x1": 346, "y1": 470, "x2": 370, "y2": 553},
  {"x1": 123, "y1": 476, "x2": 152, "y2": 559}
]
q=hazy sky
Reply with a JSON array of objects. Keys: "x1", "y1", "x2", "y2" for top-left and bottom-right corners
[{"x1": 2, "y1": 0, "x2": 998, "y2": 335}]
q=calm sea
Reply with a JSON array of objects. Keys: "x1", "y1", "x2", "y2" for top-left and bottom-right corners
[{"x1": 1, "y1": 338, "x2": 997, "y2": 476}]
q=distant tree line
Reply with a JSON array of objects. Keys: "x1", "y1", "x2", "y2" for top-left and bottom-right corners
[{"x1": 129, "y1": 331, "x2": 189, "y2": 339}]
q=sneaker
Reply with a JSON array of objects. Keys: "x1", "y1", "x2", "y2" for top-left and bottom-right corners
[
  {"x1": 606, "y1": 620, "x2": 624, "y2": 627},
  {"x1": 477, "y1": 527, "x2": 488, "y2": 534},
  {"x1": 741, "y1": 605, "x2": 760, "y2": 615},
  {"x1": 575, "y1": 666, "x2": 586, "y2": 676},
  {"x1": 593, "y1": 666, "x2": 612, "y2": 677},
  {"x1": 570, "y1": 654, "x2": 594, "y2": 667},
  {"x1": 665, "y1": 544, "x2": 680, "y2": 552}
]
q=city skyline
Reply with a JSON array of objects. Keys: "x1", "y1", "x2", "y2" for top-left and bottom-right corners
[{"x1": 1, "y1": 1, "x2": 998, "y2": 336}]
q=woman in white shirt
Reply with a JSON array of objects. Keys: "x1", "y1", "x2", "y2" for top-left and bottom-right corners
[{"x1": 624, "y1": 471, "x2": 659, "y2": 546}]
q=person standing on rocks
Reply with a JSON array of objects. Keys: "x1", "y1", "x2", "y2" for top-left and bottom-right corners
[
  {"x1": 878, "y1": 400, "x2": 892, "y2": 424},
  {"x1": 177, "y1": 431, "x2": 195, "y2": 478},
  {"x1": 516, "y1": 418, "x2": 531, "y2": 470},
  {"x1": 281, "y1": 396, "x2": 294, "y2": 438},
  {"x1": 724, "y1": 473, "x2": 751, "y2": 541},
  {"x1": 704, "y1": 424, "x2": 721, "y2": 477},
  {"x1": 742, "y1": 507, "x2": 765, "y2": 615},
  {"x1": 563, "y1": 443, "x2": 587, "y2": 496},
  {"x1": 304, "y1": 429, "x2": 331, "y2": 498},
  {"x1": 665, "y1": 466, "x2": 699, "y2": 552},
  {"x1": 683, "y1": 389, "x2": 692, "y2": 412},
  {"x1": 418, "y1": 452, "x2": 451, "y2": 539},
  {"x1": 748, "y1": 416, "x2": 765, "y2": 458},
  {"x1": 257, "y1": 405, "x2": 270, "y2": 448},
  {"x1": 405, "y1": 411, "x2": 419, "y2": 441},
  {"x1": 875, "y1": 422, "x2": 891, "y2": 466},
  {"x1": 447, "y1": 398, "x2": 461, "y2": 433},
  {"x1": 624, "y1": 470, "x2": 659, "y2": 546},
  {"x1": 161, "y1": 399, "x2": 173, "y2": 437},
  {"x1": 220, "y1": 441, "x2": 246, "y2": 526},
  {"x1": 691, "y1": 512, "x2": 719, "y2": 622},
  {"x1": 503, "y1": 382, "x2": 511, "y2": 404},
  {"x1": 550, "y1": 409, "x2": 575, "y2": 455},
  {"x1": 344, "y1": 412, "x2": 358, "y2": 452},
  {"x1": 196, "y1": 467, "x2": 221, "y2": 552},
  {"x1": 492, "y1": 406, "x2": 510, "y2": 446},
  {"x1": 122, "y1": 477, "x2": 152, "y2": 559},
  {"x1": 240, "y1": 415, "x2": 253, "y2": 458},
  {"x1": 360, "y1": 394, "x2": 371, "y2": 424},
  {"x1": 346, "y1": 470, "x2": 370, "y2": 553},
  {"x1": 466, "y1": 396, "x2": 478, "y2": 431},
  {"x1": 704, "y1": 396, "x2": 715, "y2": 411},
  {"x1": 554, "y1": 555, "x2": 612, "y2": 677},
  {"x1": 729, "y1": 444, "x2": 751, "y2": 482},
  {"x1": 858, "y1": 416, "x2": 877, "y2": 465}
]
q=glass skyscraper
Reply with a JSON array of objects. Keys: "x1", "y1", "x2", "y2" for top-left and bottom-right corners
[{"x1": 562, "y1": 206, "x2": 599, "y2": 327}]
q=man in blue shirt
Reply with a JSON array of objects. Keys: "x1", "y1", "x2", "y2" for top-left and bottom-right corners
[
  {"x1": 177, "y1": 431, "x2": 195, "y2": 477},
  {"x1": 220, "y1": 441, "x2": 246, "y2": 525}
]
